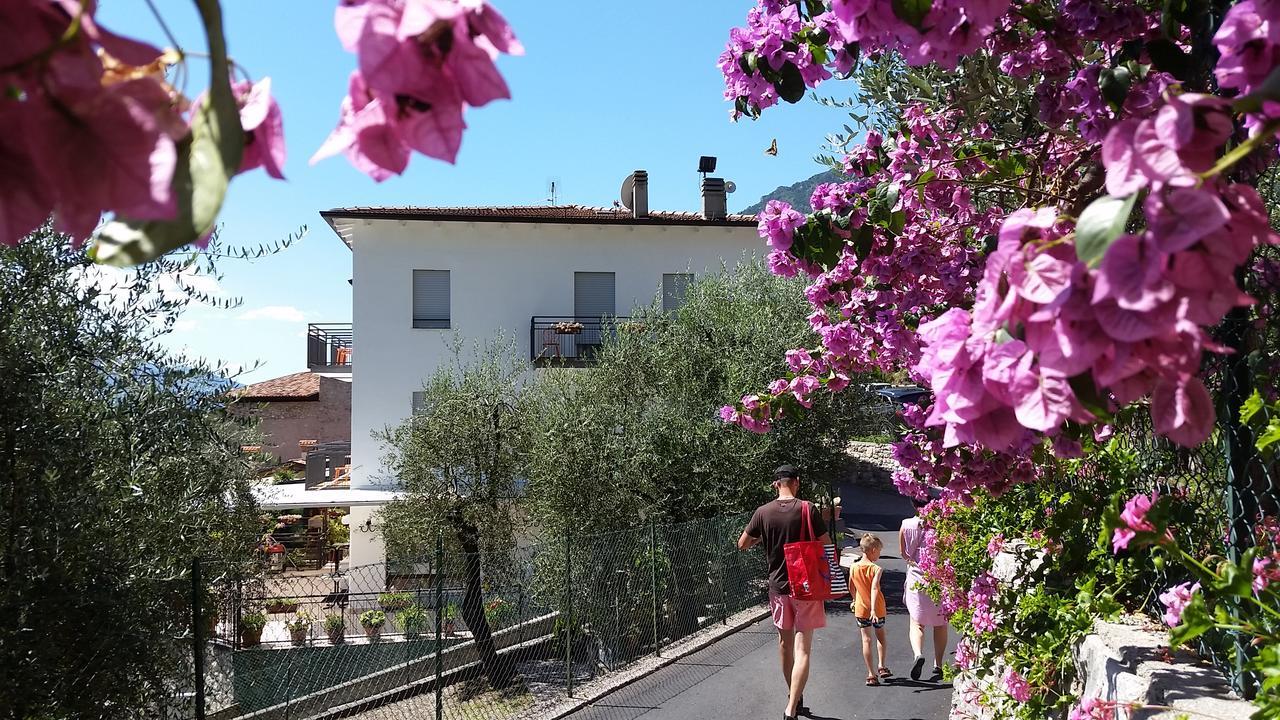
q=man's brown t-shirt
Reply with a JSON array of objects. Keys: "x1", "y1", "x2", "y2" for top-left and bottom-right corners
[{"x1": 745, "y1": 498, "x2": 825, "y2": 596}]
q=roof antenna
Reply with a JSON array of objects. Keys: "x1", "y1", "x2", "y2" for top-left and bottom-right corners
[{"x1": 546, "y1": 180, "x2": 558, "y2": 205}]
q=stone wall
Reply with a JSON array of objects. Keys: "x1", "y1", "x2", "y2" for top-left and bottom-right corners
[
  {"x1": 844, "y1": 440, "x2": 898, "y2": 490},
  {"x1": 235, "y1": 376, "x2": 352, "y2": 464}
]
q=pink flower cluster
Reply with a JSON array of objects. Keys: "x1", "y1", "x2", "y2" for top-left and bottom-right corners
[
  {"x1": 313, "y1": 0, "x2": 522, "y2": 179},
  {"x1": 968, "y1": 572, "x2": 1000, "y2": 634},
  {"x1": 1214, "y1": 0, "x2": 1280, "y2": 133},
  {"x1": 1158, "y1": 581, "x2": 1200, "y2": 627},
  {"x1": 1069, "y1": 697, "x2": 1118, "y2": 720},
  {"x1": 1111, "y1": 492, "x2": 1158, "y2": 553},
  {"x1": 891, "y1": 402, "x2": 1036, "y2": 504},
  {"x1": 1001, "y1": 667, "x2": 1032, "y2": 702},
  {"x1": 718, "y1": 2, "x2": 844, "y2": 119},
  {"x1": 0, "y1": 1, "x2": 284, "y2": 247},
  {"x1": 954, "y1": 638, "x2": 976, "y2": 670}
]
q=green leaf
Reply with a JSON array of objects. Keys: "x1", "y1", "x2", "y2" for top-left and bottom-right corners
[
  {"x1": 1068, "y1": 374, "x2": 1109, "y2": 419},
  {"x1": 891, "y1": 0, "x2": 932, "y2": 28},
  {"x1": 907, "y1": 71, "x2": 935, "y2": 99},
  {"x1": 1241, "y1": 389, "x2": 1265, "y2": 424},
  {"x1": 1075, "y1": 194, "x2": 1137, "y2": 267},
  {"x1": 1099, "y1": 65, "x2": 1133, "y2": 107},
  {"x1": 1257, "y1": 419, "x2": 1280, "y2": 454},
  {"x1": 1213, "y1": 550, "x2": 1257, "y2": 597},
  {"x1": 91, "y1": 0, "x2": 243, "y2": 266},
  {"x1": 776, "y1": 61, "x2": 806, "y2": 104}
]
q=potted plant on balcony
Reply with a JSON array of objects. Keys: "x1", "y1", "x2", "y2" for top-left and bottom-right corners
[
  {"x1": 285, "y1": 611, "x2": 312, "y2": 646},
  {"x1": 552, "y1": 321, "x2": 584, "y2": 335},
  {"x1": 378, "y1": 591, "x2": 412, "y2": 613},
  {"x1": 240, "y1": 610, "x2": 268, "y2": 648},
  {"x1": 359, "y1": 610, "x2": 386, "y2": 641},
  {"x1": 399, "y1": 604, "x2": 429, "y2": 640},
  {"x1": 265, "y1": 596, "x2": 300, "y2": 614},
  {"x1": 324, "y1": 612, "x2": 346, "y2": 645}
]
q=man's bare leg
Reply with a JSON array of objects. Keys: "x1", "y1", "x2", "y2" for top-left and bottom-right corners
[
  {"x1": 786, "y1": 629, "x2": 814, "y2": 717},
  {"x1": 778, "y1": 627, "x2": 796, "y2": 689}
]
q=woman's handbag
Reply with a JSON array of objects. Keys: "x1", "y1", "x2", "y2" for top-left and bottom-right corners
[{"x1": 783, "y1": 501, "x2": 833, "y2": 601}]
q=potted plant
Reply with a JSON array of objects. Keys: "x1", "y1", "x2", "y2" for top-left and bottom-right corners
[
  {"x1": 266, "y1": 597, "x2": 300, "y2": 614},
  {"x1": 324, "y1": 613, "x2": 346, "y2": 644},
  {"x1": 484, "y1": 597, "x2": 514, "y2": 629},
  {"x1": 553, "y1": 320, "x2": 584, "y2": 335},
  {"x1": 284, "y1": 611, "x2": 311, "y2": 646},
  {"x1": 399, "y1": 604, "x2": 429, "y2": 640},
  {"x1": 378, "y1": 591, "x2": 412, "y2": 612},
  {"x1": 360, "y1": 610, "x2": 386, "y2": 641},
  {"x1": 240, "y1": 611, "x2": 268, "y2": 648},
  {"x1": 441, "y1": 603, "x2": 459, "y2": 636}
]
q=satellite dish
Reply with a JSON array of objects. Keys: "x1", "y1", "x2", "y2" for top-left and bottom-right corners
[
  {"x1": 725, "y1": 180, "x2": 737, "y2": 194},
  {"x1": 619, "y1": 174, "x2": 635, "y2": 210}
]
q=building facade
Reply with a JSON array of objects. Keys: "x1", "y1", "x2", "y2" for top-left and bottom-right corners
[
  {"x1": 322, "y1": 187, "x2": 760, "y2": 580},
  {"x1": 232, "y1": 371, "x2": 352, "y2": 465}
]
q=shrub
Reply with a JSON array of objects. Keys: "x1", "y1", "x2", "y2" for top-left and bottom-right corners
[
  {"x1": 359, "y1": 610, "x2": 386, "y2": 629},
  {"x1": 378, "y1": 592, "x2": 413, "y2": 611},
  {"x1": 240, "y1": 611, "x2": 268, "y2": 632}
]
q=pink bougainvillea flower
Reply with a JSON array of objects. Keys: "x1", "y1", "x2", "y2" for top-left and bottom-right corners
[
  {"x1": 234, "y1": 77, "x2": 287, "y2": 179},
  {"x1": 1145, "y1": 186, "x2": 1230, "y2": 254},
  {"x1": 1151, "y1": 376, "x2": 1214, "y2": 447},
  {"x1": 1158, "y1": 581, "x2": 1200, "y2": 627}
]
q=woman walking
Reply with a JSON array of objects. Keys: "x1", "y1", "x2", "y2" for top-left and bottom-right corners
[{"x1": 900, "y1": 497, "x2": 948, "y2": 680}]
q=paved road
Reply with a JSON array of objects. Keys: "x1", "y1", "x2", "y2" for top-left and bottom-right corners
[{"x1": 564, "y1": 488, "x2": 955, "y2": 720}]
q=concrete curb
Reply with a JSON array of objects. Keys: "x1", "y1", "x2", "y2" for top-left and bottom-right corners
[{"x1": 543, "y1": 605, "x2": 771, "y2": 720}]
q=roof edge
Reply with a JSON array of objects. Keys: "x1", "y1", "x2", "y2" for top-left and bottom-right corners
[{"x1": 319, "y1": 207, "x2": 758, "y2": 228}]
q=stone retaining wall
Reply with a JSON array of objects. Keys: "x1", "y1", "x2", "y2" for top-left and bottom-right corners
[{"x1": 845, "y1": 441, "x2": 897, "y2": 490}]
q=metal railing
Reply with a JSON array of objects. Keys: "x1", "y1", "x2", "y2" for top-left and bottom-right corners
[
  {"x1": 529, "y1": 316, "x2": 634, "y2": 365},
  {"x1": 307, "y1": 323, "x2": 353, "y2": 371}
]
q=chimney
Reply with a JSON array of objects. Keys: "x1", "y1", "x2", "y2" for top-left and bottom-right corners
[
  {"x1": 631, "y1": 170, "x2": 648, "y2": 218},
  {"x1": 701, "y1": 177, "x2": 727, "y2": 220}
]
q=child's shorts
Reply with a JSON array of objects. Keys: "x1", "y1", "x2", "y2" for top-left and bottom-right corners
[{"x1": 856, "y1": 616, "x2": 886, "y2": 629}]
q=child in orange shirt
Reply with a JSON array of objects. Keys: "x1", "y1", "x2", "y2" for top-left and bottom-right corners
[{"x1": 850, "y1": 532, "x2": 889, "y2": 685}]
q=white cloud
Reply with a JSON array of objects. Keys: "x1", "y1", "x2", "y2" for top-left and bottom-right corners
[
  {"x1": 172, "y1": 319, "x2": 199, "y2": 333},
  {"x1": 238, "y1": 305, "x2": 308, "y2": 322}
]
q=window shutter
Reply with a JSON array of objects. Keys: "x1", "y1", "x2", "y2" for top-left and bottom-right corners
[
  {"x1": 574, "y1": 272, "x2": 615, "y2": 318},
  {"x1": 662, "y1": 273, "x2": 693, "y2": 312},
  {"x1": 412, "y1": 270, "x2": 450, "y2": 328}
]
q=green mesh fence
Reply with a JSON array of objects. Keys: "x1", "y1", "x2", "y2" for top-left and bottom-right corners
[{"x1": 184, "y1": 514, "x2": 766, "y2": 720}]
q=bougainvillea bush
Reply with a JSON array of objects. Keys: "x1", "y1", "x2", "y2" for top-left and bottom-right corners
[{"x1": 716, "y1": 0, "x2": 1280, "y2": 715}]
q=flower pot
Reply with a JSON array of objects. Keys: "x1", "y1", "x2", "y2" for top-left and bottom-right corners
[
  {"x1": 363, "y1": 625, "x2": 382, "y2": 641},
  {"x1": 443, "y1": 620, "x2": 456, "y2": 636},
  {"x1": 241, "y1": 628, "x2": 263, "y2": 648},
  {"x1": 289, "y1": 627, "x2": 308, "y2": 646},
  {"x1": 327, "y1": 629, "x2": 345, "y2": 645}
]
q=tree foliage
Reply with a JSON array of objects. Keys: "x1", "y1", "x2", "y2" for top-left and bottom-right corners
[{"x1": 0, "y1": 228, "x2": 262, "y2": 718}]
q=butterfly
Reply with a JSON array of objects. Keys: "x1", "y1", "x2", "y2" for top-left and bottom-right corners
[{"x1": 765, "y1": 138, "x2": 778, "y2": 156}]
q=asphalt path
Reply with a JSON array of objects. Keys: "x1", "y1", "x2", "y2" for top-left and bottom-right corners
[{"x1": 564, "y1": 488, "x2": 955, "y2": 720}]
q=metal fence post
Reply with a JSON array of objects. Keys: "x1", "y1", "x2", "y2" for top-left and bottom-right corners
[
  {"x1": 1220, "y1": 302, "x2": 1258, "y2": 699},
  {"x1": 435, "y1": 532, "x2": 443, "y2": 720},
  {"x1": 650, "y1": 520, "x2": 660, "y2": 657},
  {"x1": 191, "y1": 557, "x2": 206, "y2": 720},
  {"x1": 564, "y1": 529, "x2": 574, "y2": 697},
  {"x1": 717, "y1": 539, "x2": 728, "y2": 626}
]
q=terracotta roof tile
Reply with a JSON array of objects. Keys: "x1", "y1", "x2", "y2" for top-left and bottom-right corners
[
  {"x1": 235, "y1": 371, "x2": 320, "y2": 401},
  {"x1": 321, "y1": 204, "x2": 758, "y2": 227}
]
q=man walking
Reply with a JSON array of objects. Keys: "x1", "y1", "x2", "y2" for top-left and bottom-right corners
[{"x1": 738, "y1": 464, "x2": 829, "y2": 720}]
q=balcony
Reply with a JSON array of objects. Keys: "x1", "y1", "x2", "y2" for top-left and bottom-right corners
[
  {"x1": 530, "y1": 315, "x2": 632, "y2": 366},
  {"x1": 307, "y1": 323, "x2": 353, "y2": 373}
]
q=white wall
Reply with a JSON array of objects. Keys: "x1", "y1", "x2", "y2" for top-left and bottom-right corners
[{"x1": 344, "y1": 218, "x2": 760, "y2": 569}]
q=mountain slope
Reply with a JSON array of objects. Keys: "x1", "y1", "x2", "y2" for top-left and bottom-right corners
[{"x1": 739, "y1": 169, "x2": 841, "y2": 215}]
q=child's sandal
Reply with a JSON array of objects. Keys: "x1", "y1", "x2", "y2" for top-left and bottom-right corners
[
  {"x1": 878, "y1": 667, "x2": 893, "y2": 678},
  {"x1": 865, "y1": 674, "x2": 879, "y2": 686}
]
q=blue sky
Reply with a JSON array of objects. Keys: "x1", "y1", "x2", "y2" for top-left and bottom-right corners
[{"x1": 100, "y1": 1, "x2": 853, "y2": 384}]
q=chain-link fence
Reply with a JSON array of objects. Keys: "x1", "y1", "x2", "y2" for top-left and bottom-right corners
[{"x1": 181, "y1": 514, "x2": 765, "y2": 720}]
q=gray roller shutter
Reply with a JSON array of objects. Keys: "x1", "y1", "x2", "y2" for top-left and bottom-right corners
[
  {"x1": 662, "y1": 273, "x2": 693, "y2": 312},
  {"x1": 574, "y1": 272, "x2": 615, "y2": 318},
  {"x1": 412, "y1": 270, "x2": 450, "y2": 328}
]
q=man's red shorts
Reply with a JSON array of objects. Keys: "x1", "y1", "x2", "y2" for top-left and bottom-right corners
[{"x1": 768, "y1": 590, "x2": 826, "y2": 631}]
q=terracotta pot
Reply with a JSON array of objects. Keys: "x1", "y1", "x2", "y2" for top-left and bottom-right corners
[
  {"x1": 327, "y1": 629, "x2": 345, "y2": 645},
  {"x1": 363, "y1": 625, "x2": 382, "y2": 641},
  {"x1": 289, "y1": 627, "x2": 308, "y2": 646}
]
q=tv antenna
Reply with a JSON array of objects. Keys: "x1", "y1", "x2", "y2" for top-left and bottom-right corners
[{"x1": 546, "y1": 180, "x2": 558, "y2": 205}]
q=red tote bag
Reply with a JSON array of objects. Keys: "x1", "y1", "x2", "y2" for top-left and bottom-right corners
[{"x1": 783, "y1": 501, "x2": 832, "y2": 601}]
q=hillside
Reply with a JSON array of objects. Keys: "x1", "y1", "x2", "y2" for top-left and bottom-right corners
[{"x1": 738, "y1": 168, "x2": 841, "y2": 215}]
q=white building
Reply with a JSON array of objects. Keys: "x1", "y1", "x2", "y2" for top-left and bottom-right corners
[{"x1": 320, "y1": 174, "x2": 760, "y2": 586}]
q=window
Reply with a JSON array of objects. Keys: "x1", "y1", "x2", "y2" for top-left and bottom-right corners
[
  {"x1": 412, "y1": 270, "x2": 450, "y2": 328},
  {"x1": 411, "y1": 391, "x2": 426, "y2": 413},
  {"x1": 574, "y1": 272, "x2": 615, "y2": 318},
  {"x1": 662, "y1": 273, "x2": 693, "y2": 312}
]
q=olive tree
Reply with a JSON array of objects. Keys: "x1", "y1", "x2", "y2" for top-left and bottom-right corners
[{"x1": 0, "y1": 227, "x2": 262, "y2": 719}]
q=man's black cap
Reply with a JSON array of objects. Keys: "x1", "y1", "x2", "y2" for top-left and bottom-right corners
[{"x1": 773, "y1": 464, "x2": 800, "y2": 480}]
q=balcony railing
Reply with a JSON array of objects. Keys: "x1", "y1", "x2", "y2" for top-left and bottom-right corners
[
  {"x1": 530, "y1": 315, "x2": 632, "y2": 365},
  {"x1": 307, "y1": 323, "x2": 353, "y2": 372}
]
